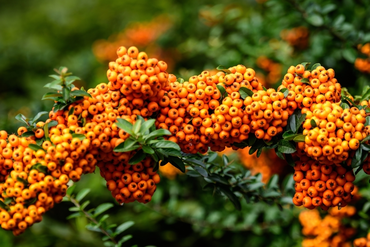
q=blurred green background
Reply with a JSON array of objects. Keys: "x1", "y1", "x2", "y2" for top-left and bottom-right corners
[{"x1": 1, "y1": 0, "x2": 370, "y2": 246}]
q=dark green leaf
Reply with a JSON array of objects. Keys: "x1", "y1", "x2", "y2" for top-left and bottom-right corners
[
  {"x1": 16, "y1": 177, "x2": 29, "y2": 186},
  {"x1": 275, "y1": 150, "x2": 285, "y2": 160},
  {"x1": 310, "y1": 119, "x2": 317, "y2": 128},
  {"x1": 365, "y1": 116, "x2": 370, "y2": 126},
  {"x1": 206, "y1": 174, "x2": 229, "y2": 185},
  {"x1": 239, "y1": 87, "x2": 253, "y2": 99},
  {"x1": 157, "y1": 148, "x2": 182, "y2": 157},
  {"x1": 321, "y1": 4, "x2": 336, "y2": 14},
  {"x1": 217, "y1": 185, "x2": 241, "y2": 211},
  {"x1": 42, "y1": 92, "x2": 62, "y2": 101},
  {"x1": 165, "y1": 156, "x2": 185, "y2": 173},
  {"x1": 300, "y1": 62, "x2": 311, "y2": 70},
  {"x1": 288, "y1": 114, "x2": 297, "y2": 133},
  {"x1": 70, "y1": 90, "x2": 91, "y2": 98},
  {"x1": 128, "y1": 150, "x2": 146, "y2": 165},
  {"x1": 207, "y1": 152, "x2": 218, "y2": 163},
  {"x1": 28, "y1": 144, "x2": 44, "y2": 152},
  {"x1": 144, "y1": 129, "x2": 172, "y2": 141},
  {"x1": 21, "y1": 131, "x2": 35, "y2": 138},
  {"x1": 68, "y1": 106, "x2": 75, "y2": 116},
  {"x1": 63, "y1": 87, "x2": 70, "y2": 102},
  {"x1": 116, "y1": 118, "x2": 134, "y2": 136},
  {"x1": 216, "y1": 65, "x2": 232, "y2": 74},
  {"x1": 193, "y1": 166, "x2": 208, "y2": 177},
  {"x1": 362, "y1": 135, "x2": 370, "y2": 143},
  {"x1": 0, "y1": 201, "x2": 9, "y2": 211},
  {"x1": 362, "y1": 143, "x2": 370, "y2": 152},
  {"x1": 311, "y1": 63, "x2": 321, "y2": 70},
  {"x1": 152, "y1": 140, "x2": 180, "y2": 150},
  {"x1": 300, "y1": 78, "x2": 309, "y2": 84},
  {"x1": 216, "y1": 85, "x2": 228, "y2": 98},
  {"x1": 361, "y1": 86, "x2": 370, "y2": 101},
  {"x1": 277, "y1": 140, "x2": 296, "y2": 154},
  {"x1": 279, "y1": 88, "x2": 289, "y2": 98},
  {"x1": 142, "y1": 145, "x2": 155, "y2": 155}
]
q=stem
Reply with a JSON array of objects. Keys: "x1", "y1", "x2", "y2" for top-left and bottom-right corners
[{"x1": 68, "y1": 196, "x2": 118, "y2": 245}]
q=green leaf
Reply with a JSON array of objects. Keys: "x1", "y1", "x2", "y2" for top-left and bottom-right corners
[
  {"x1": 216, "y1": 85, "x2": 228, "y2": 98},
  {"x1": 152, "y1": 140, "x2": 180, "y2": 150},
  {"x1": 293, "y1": 134, "x2": 306, "y2": 142},
  {"x1": 65, "y1": 76, "x2": 81, "y2": 86},
  {"x1": 351, "y1": 147, "x2": 362, "y2": 168},
  {"x1": 28, "y1": 144, "x2": 44, "y2": 152},
  {"x1": 128, "y1": 150, "x2": 146, "y2": 165},
  {"x1": 31, "y1": 111, "x2": 48, "y2": 124},
  {"x1": 288, "y1": 114, "x2": 297, "y2": 133},
  {"x1": 70, "y1": 90, "x2": 91, "y2": 98},
  {"x1": 17, "y1": 177, "x2": 29, "y2": 186},
  {"x1": 207, "y1": 152, "x2": 218, "y2": 163},
  {"x1": 310, "y1": 119, "x2": 317, "y2": 128},
  {"x1": 362, "y1": 135, "x2": 370, "y2": 143},
  {"x1": 116, "y1": 118, "x2": 134, "y2": 136},
  {"x1": 80, "y1": 200, "x2": 90, "y2": 210},
  {"x1": 15, "y1": 113, "x2": 29, "y2": 126},
  {"x1": 0, "y1": 201, "x2": 9, "y2": 211},
  {"x1": 217, "y1": 185, "x2": 241, "y2": 211},
  {"x1": 275, "y1": 150, "x2": 285, "y2": 160},
  {"x1": 41, "y1": 91, "x2": 61, "y2": 100},
  {"x1": 44, "y1": 80, "x2": 63, "y2": 91},
  {"x1": 365, "y1": 116, "x2": 370, "y2": 126},
  {"x1": 115, "y1": 221, "x2": 135, "y2": 235},
  {"x1": 21, "y1": 131, "x2": 35, "y2": 138},
  {"x1": 72, "y1": 133, "x2": 86, "y2": 140},
  {"x1": 132, "y1": 119, "x2": 142, "y2": 135},
  {"x1": 30, "y1": 163, "x2": 48, "y2": 174},
  {"x1": 67, "y1": 212, "x2": 82, "y2": 220},
  {"x1": 94, "y1": 203, "x2": 114, "y2": 217},
  {"x1": 193, "y1": 166, "x2": 208, "y2": 177},
  {"x1": 239, "y1": 87, "x2": 253, "y2": 99},
  {"x1": 342, "y1": 47, "x2": 357, "y2": 63},
  {"x1": 277, "y1": 140, "x2": 296, "y2": 154},
  {"x1": 282, "y1": 130, "x2": 296, "y2": 140},
  {"x1": 76, "y1": 188, "x2": 91, "y2": 202},
  {"x1": 267, "y1": 174, "x2": 279, "y2": 189},
  {"x1": 140, "y1": 119, "x2": 156, "y2": 134},
  {"x1": 118, "y1": 235, "x2": 133, "y2": 246},
  {"x1": 142, "y1": 145, "x2": 155, "y2": 155},
  {"x1": 361, "y1": 86, "x2": 370, "y2": 101},
  {"x1": 222, "y1": 154, "x2": 229, "y2": 167},
  {"x1": 321, "y1": 4, "x2": 336, "y2": 14},
  {"x1": 301, "y1": 62, "x2": 311, "y2": 70},
  {"x1": 68, "y1": 106, "x2": 75, "y2": 116},
  {"x1": 300, "y1": 78, "x2": 309, "y2": 84},
  {"x1": 206, "y1": 174, "x2": 229, "y2": 185},
  {"x1": 156, "y1": 148, "x2": 182, "y2": 157},
  {"x1": 307, "y1": 14, "x2": 323, "y2": 26},
  {"x1": 66, "y1": 184, "x2": 76, "y2": 196},
  {"x1": 279, "y1": 88, "x2": 289, "y2": 98},
  {"x1": 144, "y1": 129, "x2": 172, "y2": 141},
  {"x1": 216, "y1": 65, "x2": 232, "y2": 74},
  {"x1": 63, "y1": 87, "x2": 70, "y2": 102},
  {"x1": 167, "y1": 156, "x2": 185, "y2": 173},
  {"x1": 114, "y1": 138, "x2": 137, "y2": 152},
  {"x1": 311, "y1": 63, "x2": 321, "y2": 71}
]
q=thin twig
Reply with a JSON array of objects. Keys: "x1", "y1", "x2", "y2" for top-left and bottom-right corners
[{"x1": 68, "y1": 196, "x2": 118, "y2": 245}]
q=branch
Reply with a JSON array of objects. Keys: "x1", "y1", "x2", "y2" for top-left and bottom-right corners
[{"x1": 68, "y1": 196, "x2": 118, "y2": 245}]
